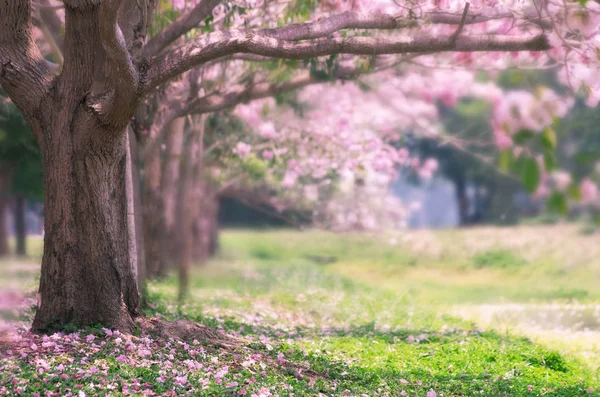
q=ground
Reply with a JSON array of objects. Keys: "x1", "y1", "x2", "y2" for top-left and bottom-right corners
[{"x1": 1, "y1": 224, "x2": 599, "y2": 396}]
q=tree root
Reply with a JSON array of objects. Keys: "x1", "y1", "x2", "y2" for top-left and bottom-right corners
[{"x1": 138, "y1": 318, "x2": 241, "y2": 350}]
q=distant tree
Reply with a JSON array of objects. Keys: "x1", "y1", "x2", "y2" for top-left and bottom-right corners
[{"x1": 0, "y1": 98, "x2": 43, "y2": 256}]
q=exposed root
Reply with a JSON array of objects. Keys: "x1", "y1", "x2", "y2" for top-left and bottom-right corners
[{"x1": 138, "y1": 318, "x2": 241, "y2": 350}]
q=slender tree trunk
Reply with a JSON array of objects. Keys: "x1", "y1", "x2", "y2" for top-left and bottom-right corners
[
  {"x1": 32, "y1": 117, "x2": 139, "y2": 333},
  {"x1": 161, "y1": 117, "x2": 186, "y2": 266},
  {"x1": 128, "y1": 128, "x2": 146, "y2": 289},
  {"x1": 142, "y1": 148, "x2": 166, "y2": 280},
  {"x1": 0, "y1": 165, "x2": 12, "y2": 257},
  {"x1": 14, "y1": 195, "x2": 27, "y2": 257},
  {"x1": 452, "y1": 175, "x2": 470, "y2": 226}
]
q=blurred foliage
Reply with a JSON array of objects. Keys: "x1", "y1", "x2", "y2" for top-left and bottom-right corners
[{"x1": 0, "y1": 98, "x2": 43, "y2": 200}]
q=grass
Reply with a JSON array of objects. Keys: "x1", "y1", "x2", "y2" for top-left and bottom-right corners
[{"x1": 1, "y1": 225, "x2": 600, "y2": 396}]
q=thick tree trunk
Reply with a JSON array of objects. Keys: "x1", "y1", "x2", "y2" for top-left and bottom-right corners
[
  {"x1": 14, "y1": 195, "x2": 27, "y2": 257},
  {"x1": 32, "y1": 118, "x2": 140, "y2": 333},
  {"x1": 0, "y1": 165, "x2": 12, "y2": 257}
]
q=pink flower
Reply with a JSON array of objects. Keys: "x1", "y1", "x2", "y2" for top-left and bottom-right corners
[
  {"x1": 427, "y1": 390, "x2": 437, "y2": 397},
  {"x1": 277, "y1": 352, "x2": 286, "y2": 365},
  {"x1": 281, "y1": 171, "x2": 297, "y2": 188},
  {"x1": 581, "y1": 178, "x2": 598, "y2": 203},
  {"x1": 175, "y1": 375, "x2": 188, "y2": 386},
  {"x1": 85, "y1": 334, "x2": 95, "y2": 343},
  {"x1": 528, "y1": 385, "x2": 534, "y2": 392},
  {"x1": 226, "y1": 382, "x2": 239, "y2": 388},
  {"x1": 30, "y1": 343, "x2": 38, "y2": 351},
  {"x1": 494, "y1": 130, "x2": 513, "y2": 149},
  {"x1": 116, "y1": 355, "x2": 129, "y2": 363},
  {"x1": 233, "y1": 142, "x2": 252, "y2": 159},
  {"x1": 262, "y1": 150, "x2": 274, "y2": 161},
  {"x1": 258, "y1": 122, "x2": 277, "y2": 139}
]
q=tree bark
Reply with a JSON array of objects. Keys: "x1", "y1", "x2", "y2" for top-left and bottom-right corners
[
  {"x1": 128, "y1": 128, "x2": 146, "y2": 289},
  {"x1": 0, "y1": 165, "x2": 10, "y2": 257},
  {"x1": 32, "y1": 115, "x2": 140, "y2": 333},
  {"x1": 161, "y1": 117, "x2": 186, "y2": 265},
  {"x1": 142, "y1": 148, "x2": 167, "y2": 280},
  {"x1": 14, "y1": 195, "x2": 27, "y2": 257}
]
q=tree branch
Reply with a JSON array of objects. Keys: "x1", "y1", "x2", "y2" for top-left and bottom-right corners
[
  {"x1": 144, "y1": 27, "x2": 549, "y2": 91},
  {"x1": 89, "y1": 0, "x2": 141, "y2": 128},
  {"x1": 143, "y1": 0, "x2": 221, "y2": 58},
  {"x1": 99, "y1": 0, "x2": 139, "y2": 92},
  {"x1": 0, "y1": 0, "x2": 55, "y2": 118}
]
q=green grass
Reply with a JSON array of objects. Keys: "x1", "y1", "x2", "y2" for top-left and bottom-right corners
[{"x1": 2, "y1": 226, "x2": 600, "y2": 396}]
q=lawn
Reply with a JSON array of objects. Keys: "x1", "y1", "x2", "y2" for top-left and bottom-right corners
[{"x1": 1, "y1": 225, "x2": 599, "y2": 396}]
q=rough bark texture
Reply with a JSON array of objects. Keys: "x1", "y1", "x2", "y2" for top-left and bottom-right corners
[
  {"x1": 128, "y1": 128, "x2": 146, "y2": 288},
  {"x1": 0, "y1": 1, "x2": 144, "y2": 333},
  {"x1": 14, "y1": 195, "x2": 26, "y2": 257},
  {"x1": 33, "y1": 116, "x2": 140, "y2": 332}
]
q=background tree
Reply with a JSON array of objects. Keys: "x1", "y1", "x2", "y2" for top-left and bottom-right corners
[{"x1": 0, "y1": 98, "x2": 43, "y2": 257}]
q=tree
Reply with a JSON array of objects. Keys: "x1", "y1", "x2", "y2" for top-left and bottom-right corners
[
  {"x1": 0, "y1": 97, "x2": 43, "y2": 256},
  {"x1": 1, "y1": 0, "x2": 598, "y2": 332}
]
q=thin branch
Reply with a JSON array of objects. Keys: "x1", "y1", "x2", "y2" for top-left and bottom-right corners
[
  {"x1": 449, "y1": 2, "x2": 470, "y2": 43},
  {"x1": 143, "y1": 0, "x2": 221, "y2": 58}
]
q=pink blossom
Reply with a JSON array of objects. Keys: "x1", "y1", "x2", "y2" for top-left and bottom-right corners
[
  {"x1": 174, "y1": 375, "x2": 188, "y2": 386},
  {"x1": 494, "y1": 131, "x2": 513, "y2": 150},
  {"x1": 85, "y1": 334, "x2": 95, "y2": 343},
  {"x1": 581, "y1": 178, "x2": 598, "y2": 203},
  {"x1": 427, "y1": 390, "x2": 437, "y2": 397},
  {"x1": 233, "y1": 142, "x2": 252, "y2": 159},
  {"x1": 262, "y1": 150, "x2": 274, "y2": 161}
]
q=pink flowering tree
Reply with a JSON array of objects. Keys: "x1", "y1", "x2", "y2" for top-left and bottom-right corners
[{"x1": 1, "y1": 0, "x2": 600, "y2": 332}]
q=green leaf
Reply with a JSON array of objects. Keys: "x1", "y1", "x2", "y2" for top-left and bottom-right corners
[
  {"x1": 512, "y1": 130, "x2": 536, "y2": 145},
  {"x1": 498, "y1": 149, "x2": 514, "y2": 173},
  {"x1": 547, "y1": 192, "x2": 568, "y2": 215},
  {"x1": 517, "y1": 157, "x2": 540, "y2": 194},
  {"x1": 543, "y1": 151, "x2": 557, "y2": 171},
  {"x1": 567, "y1": 184, "x2": 582, "y2": 202},
  {"x1": 540, "y1": 127, "x2": 557, "y2": 150}
]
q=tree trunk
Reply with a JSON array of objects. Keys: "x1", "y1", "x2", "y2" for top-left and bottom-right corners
[
  {"x1": 161, "y1": 117, "x2": 186, "y2": 266},
  {"x1": 32, "y1": 118, "x2": 139, "y2": 333},
  {"x1": 0, "y1": 165, "x2": 12, "y2": 257},
  {"x1": 128, "y1": 128, "x2": 146, "y2": 289},
  {"x1": 142, "y1": 148, "x2": 167, "y2": 280},
  {"x1": 452, "y1": 175, "x2": 470, "y2": 226},
  {"x1": 14, "y1": 195, "x2": 27, "y2": 257},
  {"x1": 192, "y1": 184, "x2": 220, "y2": 262}
]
